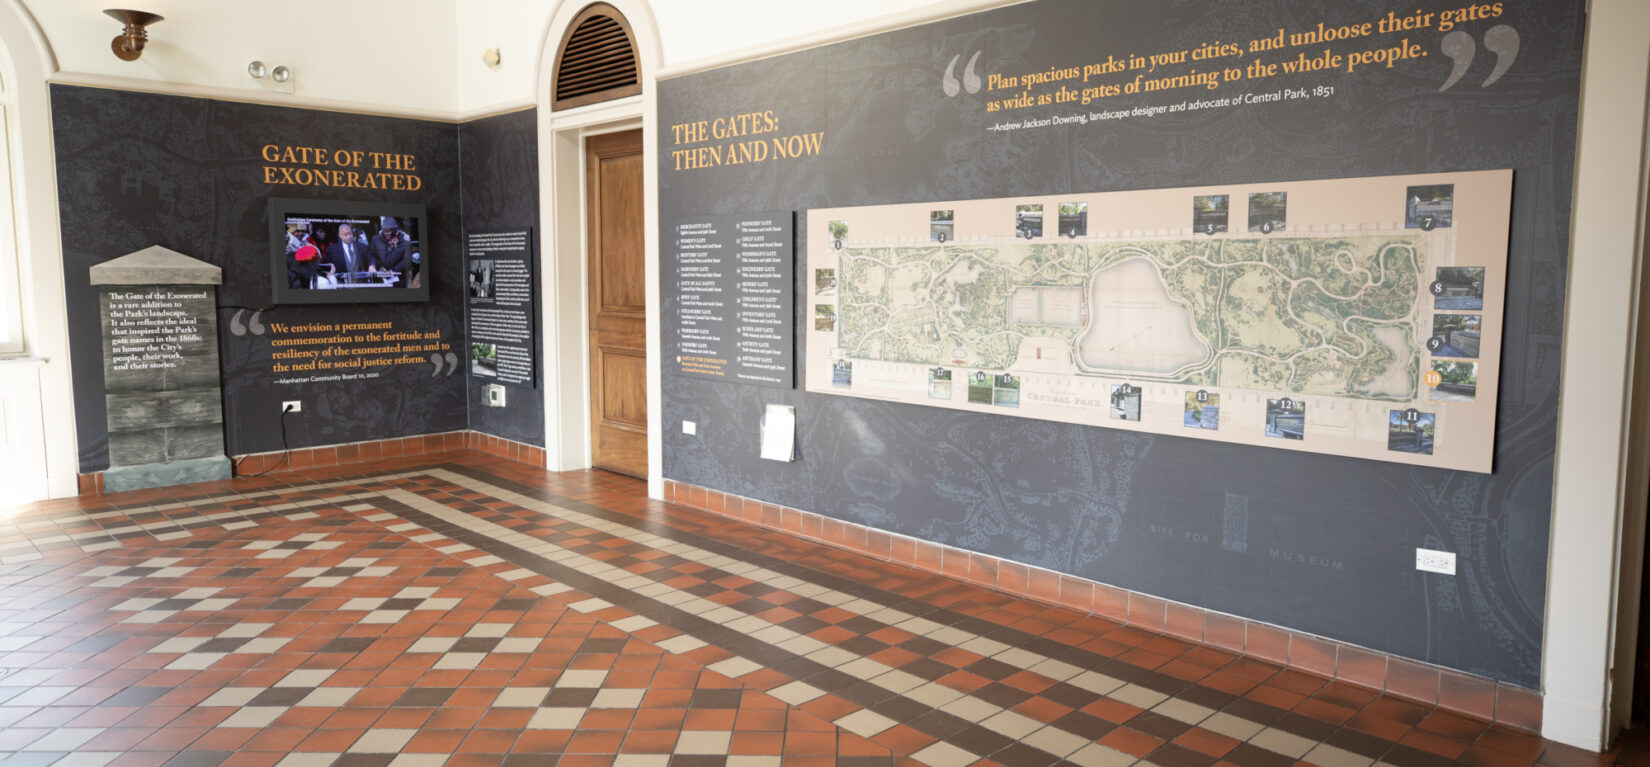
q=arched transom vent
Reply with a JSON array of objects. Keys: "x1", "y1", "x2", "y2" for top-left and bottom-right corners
[{"x1": 553, "y1": 4, "x2": 641, "y2": 111}]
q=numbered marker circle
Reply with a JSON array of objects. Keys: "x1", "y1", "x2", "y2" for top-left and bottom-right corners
[
  {"x1": 1261, "y1": 221, "x2": 1273, "y2": 235},
  {"x1": 1022, "y1": 229, "x2": 1033, "y2": 240},
  {"x1": 1204, "y1": 223, "x2": 1216, "y2": 235},
  {"x1": 1421, "y1": 216, "x2": 1437, "y2": 231},
  {"x1": 1279, "y1": 398, "x2": 1295, "y2": 410},
  {"x1": 833, "y1": 239, "x2": 843, "y2": 251},
  {"x1": 1423, "y1": 370, "x2": 1442, "y2": 387},
  {"x1": 1430, "y1": 280, "x2": 1446, "y2": 296},
  {"x1": 1426, "y1": 336, "x2": 1445, "y2": 352},
  {"x1": 1406, "y1": 408, "x2": 1422, "y2": 422},
  {"x1": 1196, "y1": 389, "x2": 1209, "y2": 403}
]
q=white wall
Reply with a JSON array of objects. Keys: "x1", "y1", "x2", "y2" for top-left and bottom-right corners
[
  {"x1": 21, "y1": 0, "x2": 459, "y2": 117},
  {"x1": 19, "y1": 0, "x2": 964, "y2": 118},
  {"x1": 459, "y1": 0, "x2": 966, "y2": 116}
]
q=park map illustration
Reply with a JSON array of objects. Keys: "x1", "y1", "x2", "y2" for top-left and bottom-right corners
[{"x1": 836, "y1": 233, "x2": 1424, "y2": 401}]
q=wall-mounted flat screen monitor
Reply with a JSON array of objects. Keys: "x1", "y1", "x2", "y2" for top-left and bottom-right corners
[{"x1": 269, "y1": 197, "x2": 429, "y2": 305}]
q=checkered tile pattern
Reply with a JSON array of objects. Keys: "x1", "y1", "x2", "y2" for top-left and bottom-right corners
[{"x1": 0, "y1": 451, "x2": 1641, "y2": 766}]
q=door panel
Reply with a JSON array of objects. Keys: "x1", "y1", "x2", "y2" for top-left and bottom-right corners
[{"x1": 586, "y1": 130, "x2": 648, "y2": 478}]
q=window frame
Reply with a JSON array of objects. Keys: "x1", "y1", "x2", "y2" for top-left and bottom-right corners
[{"x1": 0, "y1": 73, "x2": 25, "y2": 357}]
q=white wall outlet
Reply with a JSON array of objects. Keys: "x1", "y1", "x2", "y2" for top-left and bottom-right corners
[
  {"x1": 683, "y1": 420, "x2": 697, "y2": 435},
  {"x1": 1416, "y1": 548, "x2": 1456, "y2": 575},
  {"x1": 281, "y1": 400, "x2": 301, "y2": 413},
  {"x1": 485, "y1": 384, "x2": 506, "y2": 407}
]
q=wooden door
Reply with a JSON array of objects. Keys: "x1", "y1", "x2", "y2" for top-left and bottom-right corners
[{"x1": 586, "y1": 130, "x2": 648, "y2": 478}]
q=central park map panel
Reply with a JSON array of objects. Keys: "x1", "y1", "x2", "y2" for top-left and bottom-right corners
[{"x1": 806, "y1": 171, "x2": 1510, "y2": 471}]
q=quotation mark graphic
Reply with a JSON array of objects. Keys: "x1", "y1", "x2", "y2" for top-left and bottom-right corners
[
  {"x1": 1439, "y1": 24, "x2": 1519, "y2": 92},
  {"x1": 429, "y1": 351, "x2": 459, "y2": 377},
  {"x1": 942, "y1": 51, "x2": 983, "y2": 97},
  {"x1": 229, "y1": 309, "x2": 266, "y2": 337}
]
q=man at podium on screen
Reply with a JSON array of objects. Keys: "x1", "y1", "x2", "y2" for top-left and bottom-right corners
[{"x1": 326, "y1": 223, "x2": 369, "y2": 284}]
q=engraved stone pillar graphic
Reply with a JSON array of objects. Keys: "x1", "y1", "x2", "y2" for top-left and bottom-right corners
[{"x1": 90, "y1": 246, "x2": 231, "y2": 492}]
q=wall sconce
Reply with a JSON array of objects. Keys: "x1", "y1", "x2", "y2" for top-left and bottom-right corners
[
  {"x1": 481, "y1": 49, "x2": 502, "y2": 69},
  {"x1": 104, "y1": 9, "x2": 163, "y2": 62}
]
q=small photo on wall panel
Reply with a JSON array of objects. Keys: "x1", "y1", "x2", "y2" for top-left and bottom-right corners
[
  {"x1": 1388, "y1": 409, "x2": 1436, "y2": 455},
  {"x1": 831, "y1": 359, "x2": 852, "y2": 387},
  {"x1": 1429, "y1": 361, "x2": 1477, "y2": 403},
  {"x1": 1058, "y1": 202, "x2": 1087, "y2": 237},
  {"x1": 928, "y1": 367, "x2": 952, "y2": 399},
  {"x1": 1015, "y1": 204, "x2": 1043, "y2": 238},
  {"x1": 1265, "y1": 398, "x2": 1305, "y2": 440},
  {"x1": 1193, "y1": 194, "x2": 1228, "y2": 234},
  {"x1": 1247, "y1": 191, "x2": 1286, "y2": 233},
  {"x1": 993, "y1": 373, "x2": 1021, "y2": 407},
  {"x1": 929, "y1": 210, "x2": 953, "y2": 242},
  {"x1": 814, "y1": 304, "x2": 836, "y2": 331},
  {"x1": 1406, "y1": 184, "x2": 1454, "y2": 229},
  {"x1": 1110, "y1": 383, "x2": 1141, "y2": 421},
  {"x1": 1429, "y1": 314, "x2": 1482, "y2": 358},
  {"x1": 1184, "y1": 390, "x2": 1219, "y2": 430},
  {"x1": 967, "y1": 370, "x2": 993, "y2": 404},
  {"x1": 1431, "y1": 266, "x2": 1484, "y2": 310},
  {"x1": 815, "y1": 268, "x2": 836, "y2": 296}
]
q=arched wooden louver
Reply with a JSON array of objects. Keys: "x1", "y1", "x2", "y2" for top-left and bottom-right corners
[{"x1": 553, "y1": 4, "x2": 641, "y2": 111}]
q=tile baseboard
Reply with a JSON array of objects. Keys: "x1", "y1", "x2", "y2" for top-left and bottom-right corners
[
  {"x1": 663, "y1": 477, "x2": 1543, "y2": 734},
  {"x1": 76, "y1": 430, "x2": 546, "y2": 494}
]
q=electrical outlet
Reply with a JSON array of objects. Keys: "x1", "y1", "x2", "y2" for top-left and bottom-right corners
[
  {"x1": 485, "y1": 384, "x2": 506, "y2": 407},
  {"x1": 1416, "y1": 548, "x2": 1456, "y2": 575},
  {"x1": 281, "y1": 400, "x2": 302, "y2": 414},
  {"x1": 683, "y1": 420, "x2": 697, "y2": 435}
]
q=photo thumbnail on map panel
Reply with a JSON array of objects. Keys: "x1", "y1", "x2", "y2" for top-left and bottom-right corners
[
  {"x1": 829, "y1": 220, "x2": 848, "y2": 247},
  {"x1": 1429, "y1": 314, "x2": 1482, "y2": 358},
  {"x1": 1015, "y1": 204, "x2": 1043, "y2": 239},
  {"x1": 815, "y1": 268, "x2": 836, "y2": 296},
  {"x1": 1058, "y1": 202, "x2": 1088, "y2": 238},
  {"x1": 1429, "y1": 360, "x2": 1477, "y2": 403},
  {"x1": 1264, "y1": 398, "x2": 1305, "y2": 440},
  {"x1": 1431, "y1": 266, "x2": 1484, "y2": 311},
  {"x1": 831, "y1": 359, "x2": 852, "y2": 387},
  {"x1": 967, "y1": 371, "x2": 993, "y2": 404},
  {"x1": 1110, "y1": 383, "x2": 1142, "y2": 421},
  {"x1": 929, "y1": 210, "x2": 953, "y2": 243},
  {"x1": 814, "y1": 304, "x2": 836, "y2": 332},
  {"x1": 993, "y1": 373, "x2": 1021, "y2": 408},
  {"x1": 1184, "y1": 390, "x2": 1220, "y2": 430},
  {"x1": 928, "y1": 367, "x2": 952, "y2": 400},
  {"x1": 1247, "y1": 191, "x2": 1287, "y2": 233},
  {"x1": 1193, "y1": 194, "x2": 1228, "y2": 234},
  {"x1": 1406, "y1": 184, "x2": 1454, "y2": 229},
  {"x1": 1388, "y1": 409, "x2": 1436, "y2": 455}
]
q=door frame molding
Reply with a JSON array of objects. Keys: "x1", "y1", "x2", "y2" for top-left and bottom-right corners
[
  {"x1": 534, "y1": 0, "x2": 663, "y2": 499},
  {"x1": 0, "y1": 0, "x2": 76, "y2": 500}
]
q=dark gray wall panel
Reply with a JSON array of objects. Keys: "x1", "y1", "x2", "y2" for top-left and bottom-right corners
[
  {"x1": 459, "y1": 109, "x2": 546, "y2": 447},
  {"x1": 658, "y1": 0, "x2": 1582, "y2": 687},
  {"x1": 52, "y1": 86, "x2": 466, "y2": 470}
]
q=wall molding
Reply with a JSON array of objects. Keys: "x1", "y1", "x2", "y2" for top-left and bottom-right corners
[{"x1": 663, "y1": 478, "x2": 1544, "y2": 735}]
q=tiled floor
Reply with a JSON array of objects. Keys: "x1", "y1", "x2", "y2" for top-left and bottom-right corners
[{"x1": 2, "y1": 451, "x2": 1648, "y2": 766}]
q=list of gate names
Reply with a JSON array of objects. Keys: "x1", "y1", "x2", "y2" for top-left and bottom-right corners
[{"x1": 671, "y1": 212, "x2": 793, "y2": 387}]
